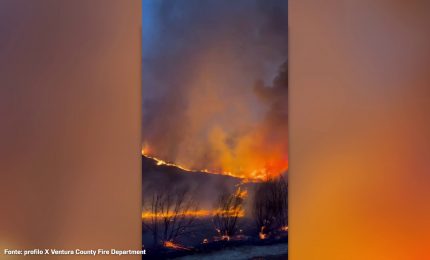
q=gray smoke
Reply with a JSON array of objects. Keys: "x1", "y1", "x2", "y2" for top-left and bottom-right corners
[{"x1": 142, "y1": 0, "x2": 288, "y2": 173}]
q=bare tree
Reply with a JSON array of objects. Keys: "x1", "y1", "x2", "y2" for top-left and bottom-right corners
[
  {"x1": 213, "y1": 187, "x2": 245, "y2": 239},
  {"x1": 142, "y1": 186, "x2": 198, "y2": 247},
  {"x1": 253, "y1": 176, "x2": 288, "y2": 238}
]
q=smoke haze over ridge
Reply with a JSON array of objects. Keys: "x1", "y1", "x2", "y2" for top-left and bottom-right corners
[{"x1": 142, "y1": 0, "x2": 288, "y2": 179}]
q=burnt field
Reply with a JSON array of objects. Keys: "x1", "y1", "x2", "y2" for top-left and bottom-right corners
[
  {"x1": 142, "y1": 155, "x2": 288, "y2": 259},
  {"x1": 142, "y1": 217, "x2": 288, "y2": 259}
]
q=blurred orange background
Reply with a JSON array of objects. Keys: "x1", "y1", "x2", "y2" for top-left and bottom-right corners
[
  {"x1": 1, "y1": 0, "x2": 430, "y2": 259},
  {"x1": 0, "y1": 1, "x2": 141, "y2": 259},
  {"x1": 290, "y1": 1, "x2": 430, "y2": 259}
]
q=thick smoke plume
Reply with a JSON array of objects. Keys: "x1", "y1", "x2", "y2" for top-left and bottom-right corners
[{"x1": 142, "y1": 0, "x2": 288, "y2": 179}]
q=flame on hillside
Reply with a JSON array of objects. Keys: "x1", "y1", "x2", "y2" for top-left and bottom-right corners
[
  {"x1": 142, "y1": 147, "x2": 287, "y2": 181},
  {"x1": 143, "y1": 149, "x2": 237, "y2": 178}
]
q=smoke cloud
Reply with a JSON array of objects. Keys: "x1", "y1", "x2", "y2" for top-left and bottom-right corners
[{"x1": 142, "y1": 0, "x2": 288, "y2": 179}]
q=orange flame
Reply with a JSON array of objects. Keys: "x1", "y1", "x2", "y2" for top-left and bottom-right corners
[
  {"x1": 142, "y1": 148, "x2": 287, "y2": 181},
  {"x1": 259, "y1": 226, "x2": 267, "y2": 240},
  {"x1": 141, "y1": 208, "x2": 245, "y2": 219},
  {"x1": 221, "y1": 235, "x2": 230, "y2": 241},
  {"x1": 142, "y1": 149, "x2": 240, "y2": 178},
  {"x1": 234, "y1": 187, "x2": 248, "y2": 199},
  {"x1": 207, "y1": 126, "x2": 288, "y2": 180},
  {"x1": 281, "y1": 226, "x2": 288, "y2": 231},
  {"x1": 163, "y1": 241, "x2": 190, "y2": 251}
]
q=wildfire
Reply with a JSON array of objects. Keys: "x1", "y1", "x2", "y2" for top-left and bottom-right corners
[
  {"x1": 259, "y1": 226, "x2": 267, "y2": 240},
  {"x1": 163, "y1": 241, "x2": 190, "y2": 251},
  {"x1": 214, "y1": 229, "x2": 231, "y2": 241},
  {"x1": 221, "y1": 235, "x2": 230, "y2": 241},
  {"x1": 142, "y1": 148, "x2": 288, "y2": 181},
  {"x1": 281, "y1": 226, "x2": 288, "y2": 231},
  {"x1": 214, "y1": 233, "x2": 248, "y2": 242},
  {"x1": 141, "y1": 208, "x2": 245, "y2": 219},
  {"x1": 234, "y1": 187, "x2": 248, "y2": 199},
  {"x1": 142, "y1": 149, "x2": 242, "y2": 179},
  {"x1": 142, "y1": 137, "x2": 289, "y2": 181}
]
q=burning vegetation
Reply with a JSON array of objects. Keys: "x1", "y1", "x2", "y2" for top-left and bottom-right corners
[
  {"x1": 163, "y1": 241, "x2": 191, "y2": 251},
  {"x1": 254, "y1": 176, "x2": 288, "y2": 240},
  {"x1": 141, "y1": 143, "x2": 288, "y2": 251},
  {"x1": 142, "y1": 134, "x2": 288, "y2": 254},
  {"x1": 142, "y1": 186, "x2": 199, "y2": 247},
  {"x1": 213, "y1": 187, "x2": 247, "y2": 240},
  {"x1": 141, "y1": 208, "x2": 245, "y2": 219},
  {"x1": 142, "y1": 167, "x2": 288, "y2": 251}
]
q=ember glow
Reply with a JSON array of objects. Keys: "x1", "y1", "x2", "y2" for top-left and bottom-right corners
[
  {"x1": 259, "y1": 226, "x2": 268, "y2": 240},
  {"x1": 221, "y1": 235, "x2": 230, "y2": 241},
  {"x1": 281, "y1": 226, "x2": 288, "y2": 232},
  {"x1": 163, "y1": 241, "x2": 190, "y2": 251},
  {"x1": 235, "y1": 187, "x2": 248, "y2": 199}
]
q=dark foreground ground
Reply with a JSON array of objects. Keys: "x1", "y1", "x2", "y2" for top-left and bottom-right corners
[
  {"x1": 177, "y1": 242, "x2": 288, "y2": 260},
  {"x1": 143, "y1": 234, "x2": 288, "y2": 260}
]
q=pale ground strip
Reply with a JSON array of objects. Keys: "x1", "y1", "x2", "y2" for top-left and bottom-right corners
[{"x1": 177, "y1": 243, "x2": 288, "y2": 260}]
